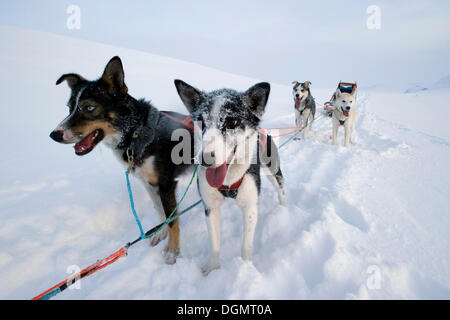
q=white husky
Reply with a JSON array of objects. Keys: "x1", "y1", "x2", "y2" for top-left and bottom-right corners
[{"x1": 331, "y1": 87, "x2": 356, "y2": 147}]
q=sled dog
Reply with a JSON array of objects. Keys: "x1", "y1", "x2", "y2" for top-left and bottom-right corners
[
  {"x1": 331, "y1": 86, "x2": 356, "y2": 147},
  {"x1": 292, "y1": 81, "x2": 316, "y2": 139},
  {"x1": 50, "y1": 56, "x2": 195, "y2": 264}
]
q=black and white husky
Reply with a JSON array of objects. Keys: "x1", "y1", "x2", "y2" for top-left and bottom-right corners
[
  {"x1": 292, "y1": 81, "x2": 316, "y2": 139},
  {"x1": 49, "y1": 57, "x2": 195, "y2": 264},
  {"x1": 174, "y1": 80, "x2": 286, "y2": 275}
]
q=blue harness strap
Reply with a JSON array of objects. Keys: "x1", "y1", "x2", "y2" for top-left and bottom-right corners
[{"x1": 125, "y1": 170, "x2": 145, "y2": 239}]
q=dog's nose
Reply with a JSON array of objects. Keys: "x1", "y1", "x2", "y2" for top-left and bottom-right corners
[
  {"x1": 50, "y1": 130, "x2": 64, "y2": 142},
  {"x1": 295, "y1": 93, "x2": 299, "y2": 98},
  {"x1": 346, "y1": 106, "x2": 351, "y2": 111}
]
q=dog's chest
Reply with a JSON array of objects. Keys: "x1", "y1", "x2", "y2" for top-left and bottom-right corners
[
  {"x1": 111, "y1": 146, "x2": 159, "y2": 186},
  {"x1": 133, "y1": 156, "x2": 158, "y2": 186}
]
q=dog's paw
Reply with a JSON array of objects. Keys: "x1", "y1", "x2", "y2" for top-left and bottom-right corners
[
  {"x1": 241, "y1": 250, "x2": 253, "y2": 261},
  {"x1": 202, "y1": 260, "x2": 220, "y2": 276},
  {"x1": 149, "y1": 226, "x2": 168, "y2": 247},
  {"x1": 163, "y1": 246, "x2": 179, "y2": 265}
]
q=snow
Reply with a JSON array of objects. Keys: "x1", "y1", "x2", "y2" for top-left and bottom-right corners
[
  {"x1": 0, "y1": 26, "x2": 449, "y2": 299},
  {"x1": 433, "y1": 74, "x2": 450, "y2": 90}
]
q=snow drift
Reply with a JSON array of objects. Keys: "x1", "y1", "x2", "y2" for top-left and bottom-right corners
[{"x1": 0, "y1": 26, "x2": 449, "y2": 299}]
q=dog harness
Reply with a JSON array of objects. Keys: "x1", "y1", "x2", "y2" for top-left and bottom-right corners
[
  {"x1": 159, "y1": 111, "x2": 194, "y2": 131},
  {"x1": 217, "y1": 174, "x2": 245, "y2": 198},
  {"x1": 217, "y1": 132, "x2": 269, "y2": 198}
]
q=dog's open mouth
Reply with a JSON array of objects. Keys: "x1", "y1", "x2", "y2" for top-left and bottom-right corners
[
  {"x1": 205, "y1": 146, "x2": 237, "y2": 188},
  {"x1": 342, "y1": 108, "x2": 349, "y2": 117},
  {"x1": 74, "y1": 129, "x2": 104, "y2": 156},
  {"x1": 295, "y1": 98, "x2": 302, "y2": 108}
]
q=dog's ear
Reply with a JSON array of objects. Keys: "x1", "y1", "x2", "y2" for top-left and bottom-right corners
[
  {"x1": 56, "y1": 73, "x2": 86, "y2": 89},
  {"x1": 292, "y1": 81, "x2": 299, "y2": 87},
  {"x1": 243, "y1": 82, "x2": 270, "y2": 117},
  {"x1": 174, "y1": 79, "x2": 203, "y2": 114},
  {"x1": 351, "y1": 83, "x2": 357, "y2": 96},
  {"x1": 336, "y1": 88, "x2": 342, "y2": 97},
  {"x1": 303, "y1": 81, "x2": 312, "y2": 89},
  {"x1": 101, "y1": 56, "x2": 128, "y2": 96}
]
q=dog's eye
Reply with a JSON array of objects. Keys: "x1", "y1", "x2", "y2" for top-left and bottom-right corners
[
  {"x1": 223, "y1": 118, "x2": 241, "y2": 130},
  {"x1": 85, "y1": 105, "x2": 95, "y2": 112},
  {"x1": 342, "y1": 100, "x2": 346, "y2": 103},
  {"x1": 350, "y1": 101, "x2": 353, "y2": 103}
]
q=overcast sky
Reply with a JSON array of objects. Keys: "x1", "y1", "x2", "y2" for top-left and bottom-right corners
[{"x1": 1, "y1": 0, "x2": 450, "y2": 88}]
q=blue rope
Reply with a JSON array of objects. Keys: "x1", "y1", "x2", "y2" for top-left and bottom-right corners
[
  {"x1": 279, "y1": 113, "x2": 325, "y2": 149},
  {"x1": 163, "y1": 199, "x2": 203, "y2": 226},
  {"x1": 125, "y1": 170, "x2": 145, "y2": 239},
  {"x1": 279, "y1": 126, "x2": 304, "y2": 148},
  {"x1": 40, "y1": 288, "x2": 61, "y2": 300}
]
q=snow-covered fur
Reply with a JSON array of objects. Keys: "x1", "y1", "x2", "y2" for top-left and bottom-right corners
[
  {"x1": 292, "y1": 81, "x2": 316, "y2": 139},
  {"x1": 332, "y1": 87, "x2": 356, "y2": 147},
  {"x1": 174, "y1": 80, "x2": 286, "y2": 275}
]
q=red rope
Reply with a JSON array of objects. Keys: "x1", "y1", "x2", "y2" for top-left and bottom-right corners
[{"x1": 32, "y1": 247, "x2": 128, "y2": 300}]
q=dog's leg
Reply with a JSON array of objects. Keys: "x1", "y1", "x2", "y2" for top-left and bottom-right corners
[
  {"x1": 202, "y1": 206, "x2": 221, "y2": 275},
  {"x1": 295, "y1": 109, "x2": 300, "y2": 127},
  {"x1": 344, "y1": 123, "x2": 351, "y2": 147},
  {"x1": 263, "y1": 166, "x2": 286, "y2": 206},
  {"x1": 143, "y1": 183, "x2": 168, "y2": 247},
  {"x1": 303, "y1": 109, "x2": 311, "y2": 139},
  {"x1": 332, "y1": 121, "x2": 339, "y2": 145},
  {"x1": 350, "y1": 116, "x2": 356, "y2": 144},
  {"x1": 236, "y1": 176, "x2": 258, "y2": 262},
  {"x1": 159, "y1": 181, "x2": 180, "y2": 264},
  {"x1": 294, "y1": 109, "x2": 301, "y2": 140},
  {"x1": 274, "y1": 168, "x2": 286, "y2": 206}
]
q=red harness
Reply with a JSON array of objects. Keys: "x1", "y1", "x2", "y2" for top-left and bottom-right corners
[
  {"x1": 219, "y1": 174, "x2": 245, "y2": 191},
  {"x1": 159, "y1": 111, "x2": 194, "y2": 131}
]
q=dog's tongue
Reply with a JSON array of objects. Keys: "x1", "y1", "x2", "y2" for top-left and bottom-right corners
[
  {"x1": 206, "y1": 163, "x2": 228, "y2": 188},
  {"x1": 295, "y1": 98, "x2": 302, "y2": 107},
  {"x1": 74, "y1": 131, "x2": 96, "y2": 153},
  {"x1": 343, "y1": 110, "x2": 349, "y2": 117}
]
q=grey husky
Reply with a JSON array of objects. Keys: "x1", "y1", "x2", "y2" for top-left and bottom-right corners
[{"x1": 292, "y1": 81, "x2": 316, "y2": 139}]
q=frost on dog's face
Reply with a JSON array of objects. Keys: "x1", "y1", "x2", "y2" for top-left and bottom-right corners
[
  {"x1": 292, "y1": 81, "x2": 311, "y2": 107},
  {"x1": 334, "y1": 89, "x2": 356, "y2": 117},
  {"x1": 175, "y1": 80, "x2": 270, "y2": 168}
]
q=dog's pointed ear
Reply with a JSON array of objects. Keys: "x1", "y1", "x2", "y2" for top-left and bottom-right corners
[
  {"x1": 243, "y1": 82, "x2": 270, "y2": 117},
  {"x1": 351, "y1": 83, "x2": 357, "y2": 96},
  {"x1": 336, "y1": 88, "x2": 342, "y2": 97},
  {"x1": 174, "y1": 79, "x2": 203, "y2": 114},
  {"x1": 292, "y1": 81, "x2": 299, "y2": 87},
  {"x1": 303, "y1": 81, "x2": 312, "y2": 89},
  {"x1": 56, "y1": 73, "x2": 86, "y2": 89},
  {"x1": 101, "y1": 56, "x2": 128, "y2": 96}
]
